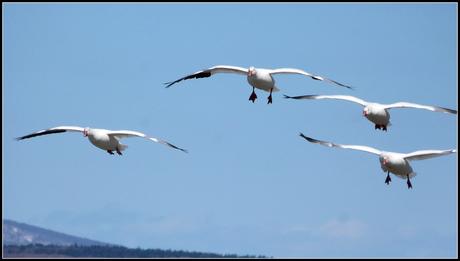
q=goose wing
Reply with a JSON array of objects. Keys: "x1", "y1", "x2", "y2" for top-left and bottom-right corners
[
  {"x1": 403, "y1": 149, "x2": 457, "y2": 161},
  {"x1": 107, "y1": 130, "x2": 187, "y2": 153},
  {"x1": 284, "y1": 94, "x2": 367, "y2": 106},
  {"x1": 299, "y1": 133, "x2": 381, "y2": 155},
  {"x1": 16, "y1": 126, "x2": 85, "y2": 140},
  {"x1": 383, "y1": 102, "x2": 457, "y2": 114},
  {"x1": 164, "y1": 65, "x2": 248, "y2": 88},
  {"x1": 269, "y1": 68, "x2": 353, "y2": 89}
]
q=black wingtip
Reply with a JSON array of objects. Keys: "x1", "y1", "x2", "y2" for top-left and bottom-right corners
[
  {"x1": 175, "y1": 146, "x2": 188, "y2": 154},
  {"x1": 167, "y1": 142, "x2": 188, "y2": 153},
  {"x1": 332, "y1": 79, "x2": 354, "y2": 90},
  {"x1": 443, "y1": 107, "x2": 457, "y2": 114},
  {"x1": 284, "y1": 94, "x2": 317, "y2": 99},
  {"x1": 15, "y1": 129, "x2": 67, "y2": 140},
  {"x1": 338, "y1": 82, "x2": 354, "y2": 90},
  {"x1": 299, "y1": 133, "x2": 316, "y2": 143}
]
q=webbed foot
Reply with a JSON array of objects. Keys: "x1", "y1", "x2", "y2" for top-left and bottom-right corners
[
  {"x1": 249, "y1": 89, "x2": 257, "y2": 103},
  {"x1": 385, "y1": 172, "x2": 392, "y2": 185},
  {"x1": 407, "y1": 176, "x2": 413, "y2": 189},
  {"x1": 266, "y1": 88, "x2": 274, "y2": 104}
]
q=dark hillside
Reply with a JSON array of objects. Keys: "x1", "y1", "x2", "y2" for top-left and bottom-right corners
[{"x1": 3, "y1": 244, "x2": 266, "y2": 258}]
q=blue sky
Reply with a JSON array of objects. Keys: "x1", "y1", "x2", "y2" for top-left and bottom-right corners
[{"x1": 3, "y1": 3, "x2": 457, "y2": 258}]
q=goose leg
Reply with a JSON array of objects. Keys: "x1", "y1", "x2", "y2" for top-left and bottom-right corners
[
  {"x1": 267, "y1": 88, "x2": 273, "y2": 104},
  {"x1": 248, "y1": 87, "x2": 257, "y2": 103},
  {"x1": 107, "y1": 150, "x2": 114, "y2": 155},
  {"x1": 407, "y1": 175, "x2": 413, "y2": 189},
  {"x1": 382, "y1": 125, "x2": 387, "y2": 132},
  {"x1": 375, "y1": 124, "x2": 381, "y2": 130},
  {"x1": 385, "y1": 171, "x2": 392, "y2": 185},
  {"x1": 116, "y1": 147, "x2": 123, "y2": 155}
]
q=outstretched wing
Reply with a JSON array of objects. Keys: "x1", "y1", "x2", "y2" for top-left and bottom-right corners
[
  {"x1": 299, "y1": 133, "x2": 382, "y2": 155},
  {"x1": 403, "y1": 149, "x2": 457, "y2": 161},
  {"x1": 284, "y1": 94, "x2": 368, "y2": 106},
  {"x1": 107, "y1": 130, "x2": 188, "y2": 153},
  {"x1": 164, "y1": 65, "x2": 248, "y2": 88},
  {"x1": 16, "y1": 126, "x2": 85, "y2": 140},
  {"x1": 269, "y1": 68, "x2": 353, "y2": 89},
  {"x1": 383, "y1": 102, "x2": 457, "y2": 114}
]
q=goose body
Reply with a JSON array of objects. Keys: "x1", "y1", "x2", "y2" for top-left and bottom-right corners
[
  {"x1": 86, "y1": 128, "x2": 123, "y2": 152},
  {"x1": 246, "y1": 68, "x2": 279, "y2": 92}
]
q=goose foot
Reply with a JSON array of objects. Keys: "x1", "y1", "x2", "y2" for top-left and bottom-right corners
[
  {"x1": 267, "y1": 88, "x2": 273, "y2": 104},
  {"x1": 107, "y1": 150, "x2": 114, "y2": 155},
  {"x1": 385, "y1": 172, "x2": 392, "y2": 185},
  {"x1": 407, "y1": 176, "x2": 413, "y2": 189},
  {"x1": 116, "y1": 148, "x2": 123, "y2": 155},
  {"x1": 375, "y1": 124, "x2": 388, "y2": 131},
  {"x1": 249, "y1": 89, "x2": 257, "y2": 103}
]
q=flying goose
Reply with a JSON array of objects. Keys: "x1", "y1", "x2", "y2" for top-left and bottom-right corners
[
  {"x1": 165, "y1": 65, "x2": 352, "y2": 104},
  {"x1": 299, "y1": 133, "x2": 456, "y2": 189},
  {"x1": 16, "y1": 126, "x2": 187, "y2": 155},
  {"x1": 285, "y1": 94, "x2": 457, "y2": 131}
]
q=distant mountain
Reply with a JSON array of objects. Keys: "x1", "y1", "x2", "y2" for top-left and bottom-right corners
[
  {"x1": 3, "y1": 219, "x2": 110, "y2": 247},
  {"x1": 3, "y1": 219, "x2": 266, "y2": 258}
]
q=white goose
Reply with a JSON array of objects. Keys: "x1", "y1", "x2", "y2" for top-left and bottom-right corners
[
  {"x1": 16, "y1": 126, "x2": 187, "y2": 155},
  {"x1": 299, "y1": 133, "x2": 456, "y2": 189},
  {"x1": 285, "y1": 94, "x2": 457, "y2": 131},
  {"x1": 165, "y1": 65, "x2": 352, "y2": 104}
]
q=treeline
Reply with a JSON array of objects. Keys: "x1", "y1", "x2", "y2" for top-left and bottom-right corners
[{"x1": 3, "y1": 244, "x2": 266, "y2": 258}]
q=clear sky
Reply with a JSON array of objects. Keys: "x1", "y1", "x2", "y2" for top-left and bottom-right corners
[{"x1": 3, "y1": 3, "x2": 458, "y2": 258}]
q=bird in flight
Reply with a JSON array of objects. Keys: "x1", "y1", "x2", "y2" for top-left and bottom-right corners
[
  {"x1": 299, "y1": 133, "x2": 456, "y2": 189},
  {"x1": 285, "y1": 94, "x2": 457, "y2": 131},
  {"x1": 165, "y1": 65, "x2": 352, "y2": 104},
  {"x1": 16, "y1": 126, "x2": 188, "y2": 155}
]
